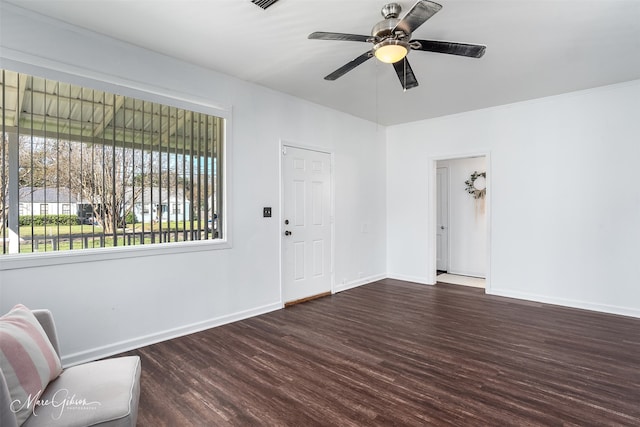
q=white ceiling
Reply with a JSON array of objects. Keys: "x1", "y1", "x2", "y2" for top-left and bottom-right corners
[{"x1": 5, "y1": 0, "x2": 640, "y2": 125}]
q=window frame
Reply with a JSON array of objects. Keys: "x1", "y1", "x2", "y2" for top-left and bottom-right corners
[{"x1": 0, "y1": 65, "x2": 233, "y2": 271}]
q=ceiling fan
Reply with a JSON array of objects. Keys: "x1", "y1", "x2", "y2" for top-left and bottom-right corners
[{"x1": 308, "y1": 0, "x2": 486, "y2": 90}]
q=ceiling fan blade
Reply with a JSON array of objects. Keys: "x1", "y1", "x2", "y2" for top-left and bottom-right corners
[
  {"x1": 308, "y1": 32, "x2": 370, "y2": 42},
  {"x1": 324, "y1": 51, "x2": 374, "y2": 80},
  {"x1": 411, "y1": 39, "x2": 486, "y2": 58},
  {"x1": 392, "y1": 58, "x2": 419, "y2": 90},
  {"x1": 394, "y1": 1, "x2": 442, "y2": 35}
]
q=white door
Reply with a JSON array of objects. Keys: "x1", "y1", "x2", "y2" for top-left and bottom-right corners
[
  {"x1": 436, "y1": 166, "x2": 449, "y2": 271},
  {"x1": 282, "y1": 146, "x2": 332, "y2": 304}
]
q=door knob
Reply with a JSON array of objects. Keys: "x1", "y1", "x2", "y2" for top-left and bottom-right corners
[
  {"x1": 285, "y1": 231, "x2": 292, "y2": 236},
  {"x1": 440, "y1": 226, "x2": 445, "y2": 230}
]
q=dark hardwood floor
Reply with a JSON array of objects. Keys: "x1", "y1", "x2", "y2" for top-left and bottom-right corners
[{"x1": 121, "y1": 279, "x2": 640, "y2": 426}]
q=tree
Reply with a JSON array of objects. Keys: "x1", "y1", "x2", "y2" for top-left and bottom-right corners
[
  {"x1": 5, "y1": 135, "x2": 151, "y2": 236},
  {"x1": 65, "y1": 140, "x2": 148, "y2": 234},
  {"x1": 1, "y1": 134, "x2": 47, "y2": 230}
]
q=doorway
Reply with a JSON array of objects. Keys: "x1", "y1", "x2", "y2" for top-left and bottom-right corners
[
  {"x1": 281, "y1": 145, "x2": 333, "y2": 305},
  {"x1": 434, "y1": 155, "x2": 488, "y2": 289}
]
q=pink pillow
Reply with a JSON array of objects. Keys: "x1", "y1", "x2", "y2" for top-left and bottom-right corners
[{"x1": 0, "y1": 304, "x2": 63, "y2": 425}]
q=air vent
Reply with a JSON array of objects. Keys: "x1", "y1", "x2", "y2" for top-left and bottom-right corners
[{"x1": 251, "y1": 0, "x2": 279, "y2": 10}]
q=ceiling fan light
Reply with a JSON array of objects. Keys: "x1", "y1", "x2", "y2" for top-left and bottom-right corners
[{"x1": 374, "y1": 40, "x2": 409, "y2": 64}]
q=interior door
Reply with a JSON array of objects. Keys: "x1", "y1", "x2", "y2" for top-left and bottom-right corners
[
  {"x1": 282, "y1": 146, "x2": 332, "y2": 304},
  {"x1": 436, "y1": 166, "x2": 449, "y2": 271}
]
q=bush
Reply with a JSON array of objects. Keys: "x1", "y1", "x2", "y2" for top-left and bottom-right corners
[
  {"x1": 125, "y1": 211, "x2": 138, "y2": 224},
  {"x1": 19, "y1": 214, "x2": 81, "y2": 226}
]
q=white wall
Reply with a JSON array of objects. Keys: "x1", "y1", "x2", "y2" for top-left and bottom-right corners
[
  {"x1": 0, "y1": 5, "x2": 387, "y2": 365},
  {"x1": 438, "y1": 157, "x2": 487, "y2": 277},
  {"x1": 387, "y1": 79, "x2": 640, "y2": 318}
]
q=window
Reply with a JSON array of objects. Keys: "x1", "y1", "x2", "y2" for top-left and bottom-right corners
[{"x1": 1, "y1": 69, "x2": 225, "y2": 255}]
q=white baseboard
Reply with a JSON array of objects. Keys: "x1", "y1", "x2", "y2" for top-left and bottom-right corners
[
  {"x1": 487, "y1": 288, "x2": 640, "y2": 319},
  {"x1": 61, "y1": 302, "x2": 282, "y2": 367},
  {"x1": 385, "y1": 273, "x2": 434, "y2": 285},
  {"x1": 334, "y1": 273, "x2": 386, "y2": 293}
]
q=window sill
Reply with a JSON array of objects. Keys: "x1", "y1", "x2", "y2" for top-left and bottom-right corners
[{"x1": 0, "y1": 239, "x2": 231, "y2": 271}]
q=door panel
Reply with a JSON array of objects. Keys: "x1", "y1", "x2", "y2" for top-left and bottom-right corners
[
  {"x1": 283, "y1": 146, "x2": 332, "y2": 303},
  {"x1": 294, "y1": 180, "x2": 305, "y2": 225},
  {"x1": 313, "y1": 240, "x2": 324, "y2": 276},
  {"x1": 436, "y1": 166, "x2": 449, "y2": 271}
]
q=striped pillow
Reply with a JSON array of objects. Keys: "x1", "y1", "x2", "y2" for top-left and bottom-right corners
[{"x1": 0, "y1": 304, "x2": 63, "y2": 426}]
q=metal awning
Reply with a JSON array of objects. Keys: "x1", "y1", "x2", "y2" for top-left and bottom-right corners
[{"x1": 1, "y1": 69, "x2": 222, "y2": 155}]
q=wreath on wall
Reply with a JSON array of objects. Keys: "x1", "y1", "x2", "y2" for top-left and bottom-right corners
[{"x1": 465, "y1": 171, "x2": 486, "y2": 199}]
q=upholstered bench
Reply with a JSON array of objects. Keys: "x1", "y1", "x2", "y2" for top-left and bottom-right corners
[{"x1": 0, "y1": 306, "x2": 141, "y2": 427}]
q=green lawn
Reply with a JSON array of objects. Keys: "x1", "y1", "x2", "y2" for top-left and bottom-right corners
[
  {"x1": 17, "y1": 220, "x2": 216, "y2": 253},
  {"x1": 19, "y1": 220, "x2": 210, "y2": 237},
  {"x1": 19, "y1": 235, "x2": 160, "y2": 252},
  {"x1": 19, "y1": 224, "x2": 103, "y2": 236}
]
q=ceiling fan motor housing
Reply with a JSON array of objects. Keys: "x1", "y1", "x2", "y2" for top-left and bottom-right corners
[
  {"x1": 372, "y1": 3, "x2": 411, "y2": 63},
  {"x1": 372, "y1": 3, "x2": 410, "y2": 42},
  {"x1": 372, "y1": 18, "x2": 402, "y2": 39}
]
